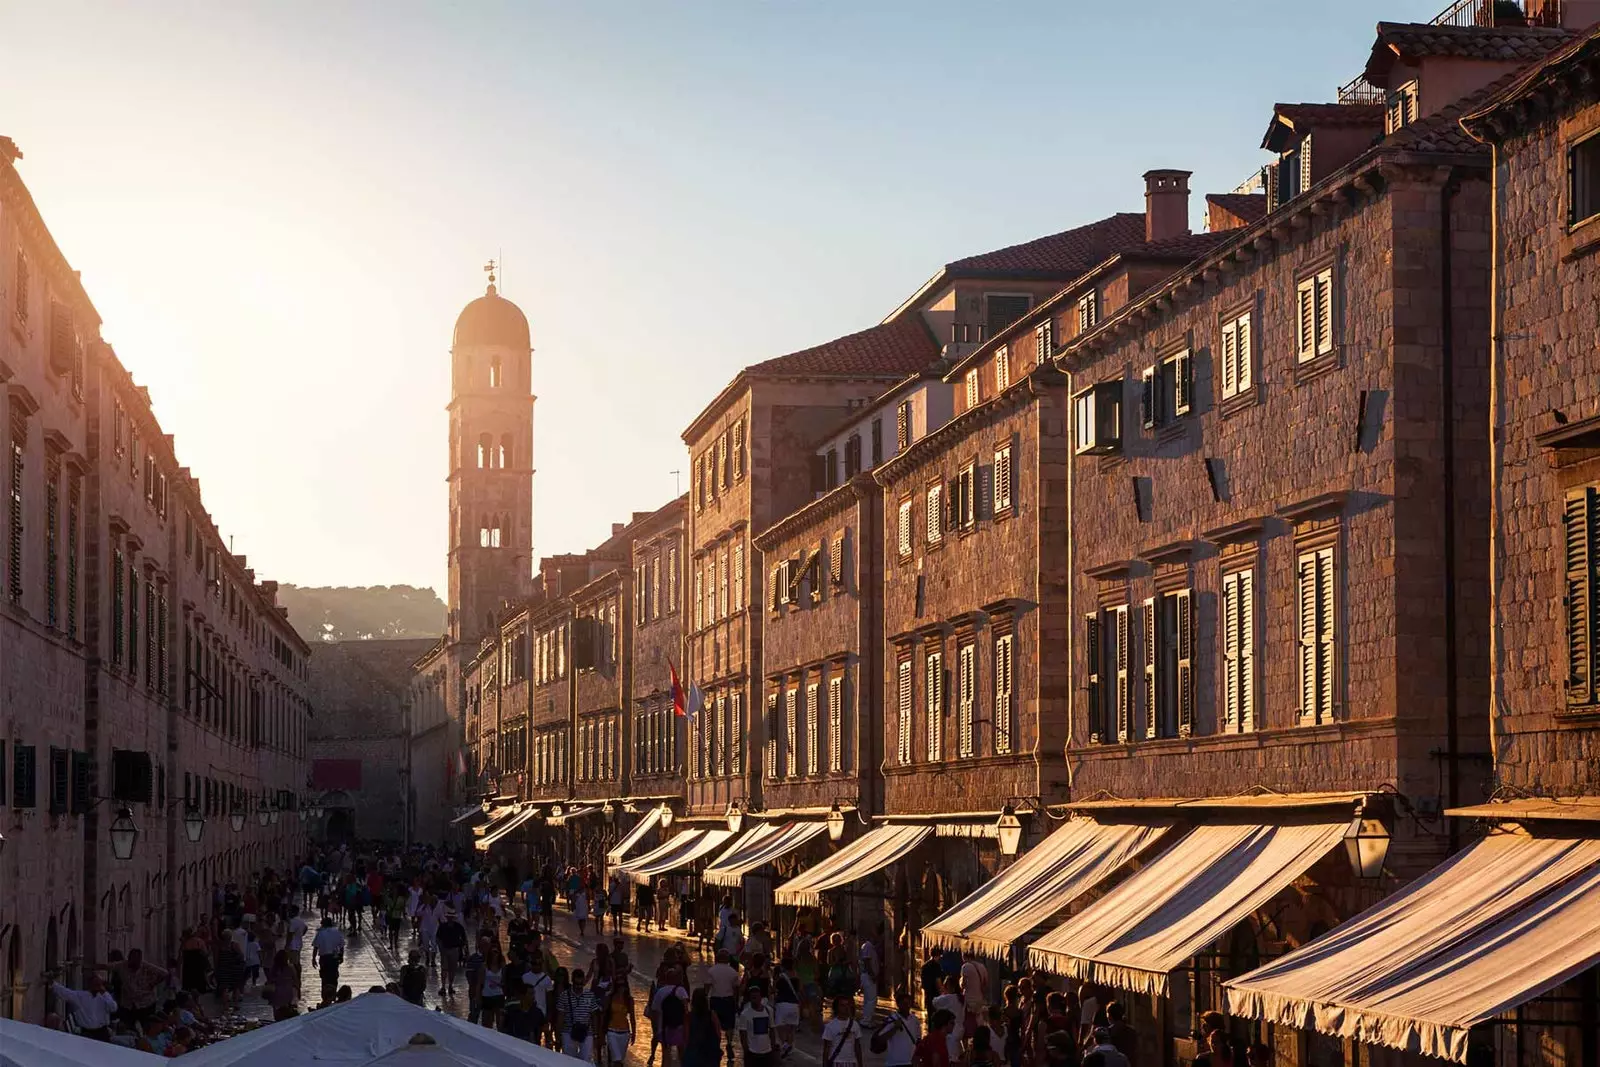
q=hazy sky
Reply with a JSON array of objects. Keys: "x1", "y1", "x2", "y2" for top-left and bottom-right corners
[{"x1": 0, "y1": 0, "x2": 1436, "y2": 594}]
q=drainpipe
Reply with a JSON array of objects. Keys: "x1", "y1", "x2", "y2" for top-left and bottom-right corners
[
  {"x1": 1486, "y1": 142, "x2": 1508, "y2": 798},
  {"x1": 1062, "y1": 366, "x2": 1076, "y2": 799},
  {"x1": 1441, "y1": 167, "x2": 1462, "y2": 852}
]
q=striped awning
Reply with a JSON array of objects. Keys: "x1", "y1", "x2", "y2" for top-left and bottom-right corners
[
  {"x1": 774, "y1": 824, "x2": 931, "y2": 907},
  {"x1": 607, "y1": 807, "x2": 665, "y2": 867},
  {"x1": 705, "y1": 821, "x2": 829, "y2": 887},
  {"x1": 475, "y1": 806, "x2": 540, "y2": 851},
  {"x1": 613, "y1": 828, "x2": 735, "y2": 884}
]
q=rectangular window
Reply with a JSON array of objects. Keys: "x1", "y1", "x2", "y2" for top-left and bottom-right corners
[
  {"x1": 667, "y1": 545, "x2": 679, "y2": 612},
  {"x1": 1222, "y1": 568, "x2": 1257, "y2": 731},
  {"x1": 897, "y1": 499, "x2": 913, "y2": 557},
  {"x1": 719, "y1": 550, "x2": 730, "y2": 619},
  {"x1": 1036, "y1": 319, "x2": 1054, "y2": 362},
  {"x1": 1220, "y1": 310, "x2": 1253, "y2": 400},
  {"x1": 733, "y1": 541, "x2": 745, "y2": 614},
  {"x1": 732, "y1": 419, "x2": 746, "y2": 480},
  {"x1": 730, "y1": 692, "x2": 742, "y2": 776},
  {"x1": 1296, "y1": 267, "x2": 1336, "y2": 362},
  {"x1": 897, "y1": 658, "x2": 913, "y2": 765},
  {"x1": 925, "y1": 649, "x2": 944, "y2": 762},
  {"x1": 964, "y1": 368, "x2": 980, "y2": 410},
  {"x1": 12, "y1": 251, "x2": 28, "y2": 327},
  {"x1": 1077, "y1": 291, "x2": 1099, "y2": 333},
  {"x1": 957, "y1": 641, "x2": 976, "y2": 758},
  {"x1": 694, "y1": 454, "x2": 705, "y2": 511},
  {"x1": 830, "y1": 533, "x2": 845, "y2": 587},
  {"x1": 805, "y1": 682, "x2": 820, "y2": 775},
  {"x1": 6, "y1": 423, "x2": 22, "y2": 603},
  {"x1": 956, "y1": 463, "x2": 975, "y2": 530},
  {"x1": 1113, "y1": 606, "x2": 1131, "y2": 742},
  {"x1": 994, "y1": 632, "x2": 1014, "y2": 754},
  {"x1": 1564, "y1": 487, "x2": 1600, "y2": 705},
  {"x1": 48, "y1": 746, "x2": 69, "y2": 814},
  {"x1": 719, "y1": 432, "x2": 731, "y2": 490},
  {"x1": 785, "y1": 686, "x2": 798, "y2": 779},
  {"x1": 1141, "y1": 350, "x2": 1193, "y2": 429},
  {"x1": 765, "y1": 692, "x2": 779, "y2": 779},
  {"x1": 1298, "y1": 546, "x2": 1338, "y2": 723},
  {"x1": 44, "y1": 461, "x2": 58, "y2": 628},
  {"x1": 1074, "y1": 382, "x2": 1122, "y2": 455},
  {"x1": 895, "y1": 401, "x2": 912, "y2": 452},
  {"x1": 1572, "y1": 132, "x2": 1600, "y2": 227},
  {"x1": 12, "y1": 744, "x2": 36, "y2": 808},
  {"x1": 994, "y1": 444, "x2": 1014, "y2": 513},
  {"x1": 1385, "y1": 82, "x2": 1417, "y2": 135},
  {"x1": 694, "y1": 568, "x2": 704, "y2": 630},
  {"x1": 925, "y1": 484, "x2": 943, "y2": 545},
  {"x1": 871, "y1": 419, "x2": 883, "y2": 466},
  {"x1": 66, "y1": 475, "x2": 79, "y2": 638},
  {"x1": 715, "y1": 695, "x2": 727, "y2": 776},
  {"x1": 995, "y1": 346, "x2": 1011, "y2": 393},
  {"x1": 828, "y1": 674, "x2": 843, "y2": 772},
  {"x1": 650, "y1": 555, "x2": 661, "y2": 619}
]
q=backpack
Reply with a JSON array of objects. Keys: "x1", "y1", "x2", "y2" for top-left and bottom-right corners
[{"x1": 660, "y1": 987, "x2": 687, "y2": 1028}]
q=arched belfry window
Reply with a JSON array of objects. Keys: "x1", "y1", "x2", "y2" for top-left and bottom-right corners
[
  {"x1": 489, "y1": 356, "x2": 503, "y2": 389},
  {"x1": 500, "y1": 433, "x2": 513, "y2": 469},
  {"x1": 478, "y1": 434, "x2": 492, "y2": 469}
]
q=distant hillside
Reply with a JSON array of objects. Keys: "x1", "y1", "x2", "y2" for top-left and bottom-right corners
[{"x1": 277, "y1": 584, "x2": 446, "y2": 643}]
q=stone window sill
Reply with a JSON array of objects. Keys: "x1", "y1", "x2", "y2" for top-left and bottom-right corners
[
  {"x1": 1218, "y1": 385, "x2": 1261, "y2": 419},
  {"x1": 1562, "y1": 214, "x2": 1600, "y2": 262},
  {"x1": 1294, "y1": 347, "x2": 1343, "y2": 386}
]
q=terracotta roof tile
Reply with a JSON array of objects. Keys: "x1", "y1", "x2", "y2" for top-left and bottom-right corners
[
  {"x1": 944, "y1": 212, "x2": 1149, "y2": 277},
  {"x1": 1123, "y1": 230, "x2": 1235, "y2": 260},
  {"x1": 1462, "y1": 21, "x2": 1600, "y2": 129},
  {"x1": 1262, "y1": 103, "x2": 1386, "y2": 150},
  {"x1": 1365, "y1": 21, "x2": 1573, "y2": 81},
  {"x1": 1206, "y1": 193, "x2": 1268, "y2": 226},
  {"x1": 746, "y1": 316, "x2": 939, "y2": 379}
]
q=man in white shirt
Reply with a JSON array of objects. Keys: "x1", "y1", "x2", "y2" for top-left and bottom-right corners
[
  {"x1": 858, "y1": 935, "x2": 881, "y2": 1024},
  {"x1": 821, "y1": 996, "x2": 863, "y2": 1067},
  {"x1": 737, "y1": 984, "x2": 776, "y2": 1067},
  {"x1": 312, "y1": 916, "x2": 347, "y2": 1004},
  {"x1": 707, "y1": 951, "x2": 741, "y2": 1057},
  {"x1": 873, "y1": 989, "x2": 922, "y2": 1067},
  {"x1": 286, "y1": 906, "x2": 309, "y2": 977},
  {"x1": 52, "y1": 974, "x2": 116, "y2": 1040}
]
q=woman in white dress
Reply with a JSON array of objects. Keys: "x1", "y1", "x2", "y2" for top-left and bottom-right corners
[{"x1": 575, "y1": 885, "x2": 591, "y2": 936}]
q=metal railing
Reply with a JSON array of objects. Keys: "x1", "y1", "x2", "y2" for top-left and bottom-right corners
[
  {"x1": 1431, "y1": 0, "x2": 1563, "y2": 27},
  {"x1": 1337, "y1": 75, "x2": 1387, "y2": 105}
]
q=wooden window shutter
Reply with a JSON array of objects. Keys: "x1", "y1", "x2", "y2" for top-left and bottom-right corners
[
  {"x1": 1176, "y1": 589, "x2": 1194, "y2": 737},
  {"x1": 996, "y1": 348, "x2": 1011, "y2": 393},
  {"x1": 896, "y1": 402, "x2": 911, "y2": 451},
  {"x1": 733, "y1": 419, "x2": 745, "y2": 479},
  {"x1": 994, "y1": 633, "x2": 1013, "y2": 755},
  {"x1": 1140, "y1": 367, "x2": 1158, "y2": 429},
  {"x1": 1236, "y1": 312, "x2": 1252, "y2": 391},
  {"x1": 1298, "y1": 551, "x2": 1319, "y2": 722},
  {"x1": 1220, "y1": 321, "x2": 1238, "y2": 400},
  {"x1": 733, "y1": 542, "x2": 745, "y2": 612},
  {"x1": 897, "y1": 500, "x2": 913, "y2": 557},
  {"x1": 1173, "y1": 351, "x2": 1193, "y2": 416},
  {"x1": 994, "y1": 445, "x2": 1013, "y2": 513},
  {"x1": 1315, "y1": 269, "x2": 1335, "y2": 356},
  {"x1": 897, "y1": 659, "x2": 914, "y2": 765},
  {"x1": 926, "y1": 485, "x2": 943, "y2": 544},
  {"x1": 805, "y1": 683, "x2": 819, "y2": 775},
  {"x1": 1239, "y1": 568, "x2": 1256, "y2": 730},
  {"x1": 926, "y1": 650, "x2": 943, "y2": 761},
  {"x1": 1296, "y1": 277, "x2": 1317, "y2": 361},
  {"x1": 1085, "y1": 614, "x2": 1103, "y2": 743},
  {"x1": 1142, "y1": 597, "x2": 1158, "y2": 740},
  {"x1": 1317, "y1": 547, "x2": 1336, "y2": 721},
  {"x1": 785, "y1": 687, "x2": 798, "y2": 777},
  {"x1": 1114, "y1": 607, "x2": 1130, "y2": 742},
  {"x1": 766, "y1": 693, "x2": 779, "y2": 779},
  {"x1": 957, "y1": 643, "x2": 975, "y2": 758},
  {"x1": 828, "y1": 675, "x2": 843, "y2": 772},
  {"x1": 1222, "y1": 574, "x2": 1240, "y2": 732},
  {"x1": 1565, "y1": 488, "x2": 1600, "y2": 703}
]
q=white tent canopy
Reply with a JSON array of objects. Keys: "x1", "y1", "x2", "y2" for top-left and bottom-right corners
[
  {"x1": 921, "y1": 817, "x2": 1170, "y2": 961},
  {"x1": 613, "y1": 828, "x2": 735, "y2": 884},
  {"x1": 476, "y1": 806, "x2": 539, "y2": 851},
  {"x1": 0, "y1": 1018, "x2": 160, "y2": 1067},
  {"x1": 774, "y1": 824, "x2": 931, "y2": 907},
  {"x1": 1225, "y1": 832, "x2": 1600, "y2": 1064},
  {"x1": 177, "y1": 992, "x2": 587, "y2": 1066},
  {"x1": 546, "y1": 805, "x2": 601, "y2": 827},
  {"x1": 705, "y1": 821, "x2": 828, "y2": 887},
  {"x1": 1029, "y1": 819, "x2": 1349, "y2": 995},
  {"x1": 606, "y1": 807, "x2": 665, "y2": 867}
]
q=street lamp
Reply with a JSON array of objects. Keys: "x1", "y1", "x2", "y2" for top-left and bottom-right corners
[
  {"x1": 109, "y1": 807, "x2": 139, "y2": 861},
  {"x1": 827, "y1": 802, "x2": 846, "y2": 842},
  {"x1": 298, "y1": 799, "x2": 309, "y2": 824},
  {"x1": 726, "y1": 801, "x2": 744, "y2": 835},
  {"x1": 1344, "y1": 816, "x2": 1390, "y2": 880},
  {"x1": 997, "y1": 804, "x2": 1023, "y2": 857},
  {"x1": 257, "y1": 798, "x2": 271, "y2": 827},
  {"x1": 229, "y1": 804, "x2": 247, "y2": 834},
  {"x1": 550, "y1": 803, "x2": 564, "y2": 819},
  {"x1": 659, "y1": 803, "x2": 674, "y2": 829},
  {"x1": 269, "y1": 801, "x2": 281, "y2": 825},
  {"x1": 183, "y1": 803, "x2": 205, "y2": 844}
]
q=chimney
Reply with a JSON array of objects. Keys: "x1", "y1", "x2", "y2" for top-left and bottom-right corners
[
  {"x1": 1144, "y1": 169, "x2": 1193, "y2": 243},
  {"x1": 612, "y1": 522, "x2": 625, "y2": 535}
]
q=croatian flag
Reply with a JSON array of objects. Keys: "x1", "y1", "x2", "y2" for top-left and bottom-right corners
[{"x1": 670, "y1": 662, "x2": 689, "y2": 718}]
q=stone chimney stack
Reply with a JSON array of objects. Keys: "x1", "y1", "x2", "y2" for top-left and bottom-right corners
[{"x1": 1144, "y1": 169, "x2": 1193, "y2": 243}]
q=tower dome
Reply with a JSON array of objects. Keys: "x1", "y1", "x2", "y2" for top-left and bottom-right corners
[{"x1": 452, "y1": 281, "x2": 530, "y2": 350}]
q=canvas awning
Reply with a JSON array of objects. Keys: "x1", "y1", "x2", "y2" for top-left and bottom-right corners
[
  {"x1": 921, "y1": 817, "x2": 1171, "y2": 961},
  {"x1": 473, "y1": 805, "x2": 520, "y2": 837},
  {"x1": 1028, "y1": 818, "x2": 1349, "y2": 995},
  {"x1": 450, "y1": 805, "x2": 490, "y2": 827},
  {"x1": 614, "y1": 828, "x2": 735, "y2": 884},
  {"x1": 705, "y1": 821, "x2": 829, "y2": 887},
  {"x1": 607, "y1": 806, "x2": 665, "y2": 867},
  {"x1": 547, "y1": 804, "x2": 602, "y2": 826},
  {"x1": 0, "y1": 1018, "x2": 160, "y2": 1067},
  {"x1": 774, "y1": 824, "x2": 931, "y2": 907},
  {"x1": 475, "y1": 806, "x2": 539, "y2": 850},
  {"x1": 1224, "y1": 832, "x2": 1600, "y2": 1064}
]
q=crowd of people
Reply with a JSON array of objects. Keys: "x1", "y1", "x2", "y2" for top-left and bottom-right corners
[{"x1": 37, "y1": 840, "x2": 1262, "y2": 1067}]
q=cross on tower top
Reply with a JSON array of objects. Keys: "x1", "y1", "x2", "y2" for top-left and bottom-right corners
[{"x1": 483, "y1": 258, "x2": 497, "y2": 290}]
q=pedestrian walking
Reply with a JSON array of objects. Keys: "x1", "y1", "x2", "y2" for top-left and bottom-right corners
[
  {"x1": 312, "y1": 916, "x2": 347, "y2": 1005},
  {"x1": 557, "y1": 967, "x2": 601, "y2": 1061}
]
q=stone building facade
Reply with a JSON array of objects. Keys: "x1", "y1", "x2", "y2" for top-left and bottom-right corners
[
  {"x1": 0, "y1": 137, "x2": 311, "y2": 1022},
  {"x1": 629, "y1": 498, "x2": 687, "y2": 805},
  {"x1": 1463, "y1": 25, "x2": 1600, "y2": 796}
]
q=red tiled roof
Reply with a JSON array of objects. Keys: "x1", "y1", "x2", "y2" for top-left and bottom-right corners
[
  {"x1": 1385, "y1": 76, "x2": 1514, "y2": 156},
  {"x1": 1206, "y1": 193, "x2": 1268, "y2": 226},
  {"x1": 1366, "y1": 21, "x2": 1573, "y2": 81},
  {"x1": 745, "y1": 315, "x2": 939, "y2": 379},
  {"x1": 943, "y1": 212, "x2": 1149, "y2": 277},
  {"x1": 1462, "y1": 21, "x2": 1600, "y2": 130},
  {"x1": 1262, "y1": 103, "x2": 1385, "y2": 150},
  {"x1": 1121, "y1": 230, "x2": 1234, "y2": 260}
]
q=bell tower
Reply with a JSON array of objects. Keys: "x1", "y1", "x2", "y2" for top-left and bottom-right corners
[{"x1": 447, "y1": 262, "x2": 535, "y2": 645}]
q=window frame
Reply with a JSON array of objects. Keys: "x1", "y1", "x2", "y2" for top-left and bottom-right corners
[
  {"x1": 897, "y1": 498, "x2": 914, "y2": 558},
  {"x1": 1296, "y1": 537, "x2": 1340, "y2": 725},
  {"x1": 1294, "y1": 257, "x2": 1339, "y2": 370},
  {"x1": 1074, "y1": 381, "x2": 1123, "y2": 456}
]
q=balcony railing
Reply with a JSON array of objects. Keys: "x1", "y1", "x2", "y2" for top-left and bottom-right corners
[
  {"x1": 1430, "y1": 0, "x2": 1563, "y2": 27},
  {"x1": 949, "y1": 322, "x2": 988, "y2": 345},
  {"x1": 1337, "y1": 75, "x2": 1387, "y2": 105}
]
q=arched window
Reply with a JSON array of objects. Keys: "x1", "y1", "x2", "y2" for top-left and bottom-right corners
[
  {"x1": 489, "y1": 356, "x2": 503, "y2": 389},
  {"x1": 500, "y1": 433, "x2": 512, "y2": 469},
  {"x1": 478, "y1": 433, "x2": 491, "y2": 469}
]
